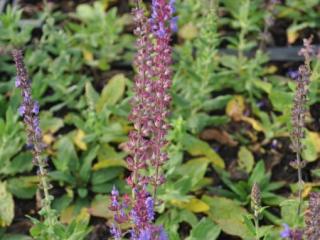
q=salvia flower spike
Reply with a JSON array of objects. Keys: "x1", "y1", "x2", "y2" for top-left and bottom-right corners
[
  {"x1": 305, "y1": 192, "x2": 320, "y2": 240},
  {"x1": 251, "y1": 183, "x2": 261, "y2": 240},
  {"x1": 12, "y1": 49, "x2": 56, "y2": 227},
  {"x1": 290, "y1": 37, "x2": 313, "y2": 215},
  {"x1": 149, "y1": 0, "x2": 174, "y2": 199},
  {"x1": 110, "y1": 0, "x2": 174, "y2": 239}
]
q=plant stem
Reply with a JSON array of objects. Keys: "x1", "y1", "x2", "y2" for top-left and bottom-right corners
[{"x1": 296, "y1": 152, "x2": 303, "y2": 216}]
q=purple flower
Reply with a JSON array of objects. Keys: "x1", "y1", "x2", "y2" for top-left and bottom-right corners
[
  {"x1": 158, "y1": 227, "x2": 168, "y2": 240},
  {"x1": 288, "y1": 70, "x2": 299, "y2": 80},
  {"x1": 280, "y1": 224, "x2": 291, "y2": 238},
  {"x1": 131, "y1": 209, "x2": 140, "y2": 226},
  {"x1": 145, "y1": 197, "x2": 155, "y2": 222},
  {"x1": 18, "y1": 105, "x2": 26, "y2": 116},
  {"x1": 138, "y1": 229, "x2": 152, "y2": 240},
  {"x1": 110, "y1": 224, "x2": 121, "y2": 240},
  {"x1": 171, "y1": 16, "x2": 178, "y2": 32},
  {"x1": 15, "y1": 76, "x2": 21, "y2": 87},
  {"x1": 32, "y1": 101, "x2": 39, "y2": 114}
]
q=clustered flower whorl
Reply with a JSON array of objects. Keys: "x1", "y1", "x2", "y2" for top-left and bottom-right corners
[{"x1": 305, "y1": 192, "x2": 320, "y2": 240}]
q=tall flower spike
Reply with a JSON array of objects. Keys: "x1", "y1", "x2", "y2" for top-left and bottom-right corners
[
  {"x1": 127, "y1": 0, "x2": 156, "y2": 192},
  {"x1": 149, "y1": 0, "x2": 174, "y2": 199},
  {"x1": 305, "y1": 192, "x2": 320, "y2": 240},
  {"x1": 290, "y1": 37, "x2": 313, "y2": 215},
  {"x1": 251, "y1": 183, "x2": 261, "y2": 240},
  {"x1": 12, "y1": 50, "x2": 56, "y2": 227}
]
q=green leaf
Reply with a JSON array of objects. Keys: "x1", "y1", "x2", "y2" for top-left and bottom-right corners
[
  {"x1": 0, "y1": 235, "x2": 33, "y2": 240},
  {"x1": 85, "y1": 82, "x2": 99, "y2": 109},
  {"x1": 91, "y1": 167, "x2": 123, "y2": 185},
  {"x1": 280, "y1": 199, "x2": 304, "y2": 226},
  {"x1": 269, "y1": 89, "x2": 293, "y2": 112},
  {"x1": 7, "y1": 176, "x2": 38, "y2": 199},
  {"x1": 96, "y1": 74, "x2": 127, "y2": 112},
  {"x1": 238, "y1": 146, "x2": 254, "y2": 173},
  {"x1": 79, "y1": 146, "x2": 99, "y2": 183},
  {"x1": 53, "y1": 136, "x2": 79, "y2": 172},
  {"x1": 187, "y1": 218, "x2": 221, "y2": 240},
  {"x1": 181, "y1": 134, "x2": 225, "y2": 169},
  {"x1": 40, "y1": 112, "x2": 64, "y2": 133},
  {"x1": 249, "y1": 161, "x2": 266, "y2": 187},
  {"x1": 178, "y1": 158, "x2": 209, "y2": 188},
  {"x1": 2, "y1": 152, "x2": 33, "y2": 175},
  {"x1": 0, "y1": 182, "x2": 14, "y2": 227},
  {"x1": 202, "y1": 195, "x2": 253, "y2": 239}
]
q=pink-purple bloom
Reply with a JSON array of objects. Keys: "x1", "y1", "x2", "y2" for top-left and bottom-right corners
[{"x1": 110, "y1": 0, "x2": 174, "y2": 239}]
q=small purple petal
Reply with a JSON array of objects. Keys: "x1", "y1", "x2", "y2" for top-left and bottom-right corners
[
  {"x1": 32, "y1": 101, "x2": 39, "y2": 115},
  {"x1": 280, "y1": 224, "x2": 291, "y2": 238},
  {"x1": 18, "y1": 105, "x2": 26, "y2": 116},
  {"x1": 15, "y1": 76, "x2": 21, "y2": 88}
]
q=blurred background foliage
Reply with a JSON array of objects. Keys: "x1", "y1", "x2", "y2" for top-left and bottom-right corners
[{"x1": 0, "y1": 0, "x2": 320, "y2": 239}]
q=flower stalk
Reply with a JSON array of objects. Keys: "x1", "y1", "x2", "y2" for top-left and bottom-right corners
[
  {"x1": 12, "y1": 49, "x2": 56, "y2": 229},
  {"x1": 290, "y1": 37, "x2": 313, "y2": 216}
]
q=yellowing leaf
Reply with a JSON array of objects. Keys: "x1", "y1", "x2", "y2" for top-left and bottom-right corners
[
  {"x1": 202, "y1": 195, "x2": 253, "y2": 239},
  {"x1": 182, "y1": 134, "x2": 225, "y2": 169},
  {"x1": 287, "y1": 29, "x2": 299, "y2": 44},
  {"x1": 226, "y1": 95, "x2": 245, "y2": 121},
  {"x1": 179, "y1": 23, "x2": 198, "y2": 40},
  {"x1": 92, "y1": 159, "x2": 126, "y2": 170},
  {"x1": 184, "y1": 198, "x2": 210, "y2": 213},
  {"x1": 302, "y1": 185, "x2": 313, "y2": 198},
  {"x1": 308, "y1": 131, "x2": 320, "y2": 153},
  {"x1": 0, "y1": 182, "x2": 14, "y2": 227},
  {"x1": 76, "y1": 208, "x2": 90, "y2": 224},
  {"x1": 171, "y1": 197, "x2": 209, "y2": 213},
  {"x1": 302, "y1": 131, "x2": 318, "y2": 162},
  {"x1": 83, "y1": 49, "x2": 94, "y2": 62},
  {"x1": 73, "y1": 129, "x2": 87, "y2": 151},
  {"x1": 241, "y1": 116, "x2": 264, "y2": 132},
  {"x1": 89, "y1": 195, "x2": 113, "y2": 219},
  {"x1": 60, "y1": 205, "x2": 75, "y2": 224},
  {"x1": 265, "y1": 65, "x2": 278, "y2": 74},
  {"x1": 43, "y1": 133, "x2": 54, "y2": 145}
]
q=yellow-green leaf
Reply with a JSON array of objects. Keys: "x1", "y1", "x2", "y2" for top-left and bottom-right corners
[
  {"x1": 96, "y1": 74, "x2": 127, "y2": 112},
  {"x1": 92, "y1": 159, "x2": 126, "y2": 170},
  {"x1": 226, "y1": 95, "x2": 245, "y2": 121},
  {"x1": 238, "y1": 146, "x2": 254, "y2": 173},
  {"x1": 302, "y1": 131, "x2": 318, "y2": 162},
  {"x1": 171, "y1": 197, "x2": 209, "y2": 213},
  {"x1": 73, "y1": 129, "x2": 87, "y2": 151},
  {"x1": 241, "y1": 116, "x2": 264, "y2": 132},
  {"x1": 89, "y1": 195, "x2": 113, "y2": 219},
  {"x1": 0, "y1": 182, "x2": 14, "y2": 227},
  {"x1": 183, "y1": 198, "x2": 210, "y2": 213},
  {"x1": 178, "y1": 23, "x2": 198, "y2": 40},
  {"x1": 182, "y1": 134, "x2": 225, "y2": 169},
  {"x1": 202, "y1": 195, "x2": 253, "y2": 239}
]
